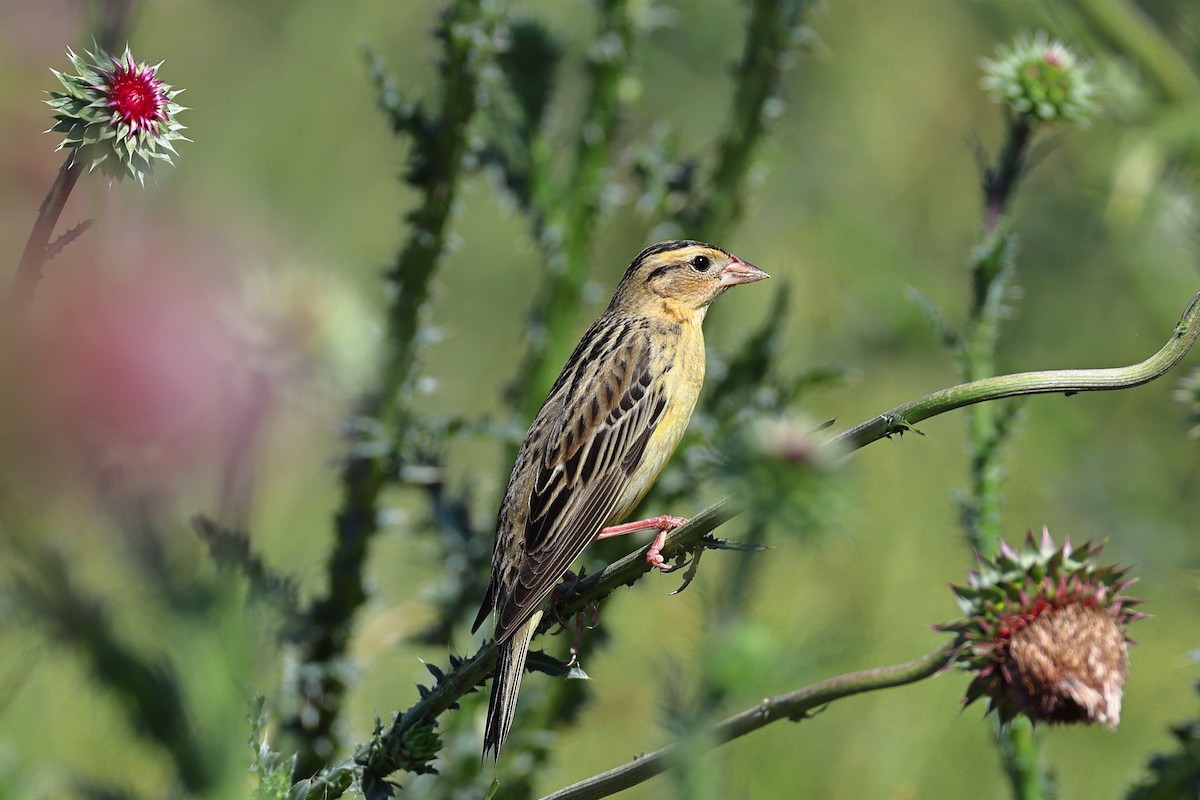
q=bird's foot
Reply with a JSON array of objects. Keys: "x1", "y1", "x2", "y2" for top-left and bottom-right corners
[
  {"x1": 549, "y1": 568, "x2": 582, "y2": 629},
  {"x1": 596, "y1": 514, "x2": 689, "y2": 572}
]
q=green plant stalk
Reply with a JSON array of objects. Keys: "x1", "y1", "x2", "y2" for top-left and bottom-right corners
[
  {"x1": 960, "y1": 231, "x2": 1014, "y2": 558},
  {"x1": 682, "y1": 0, "x2": 811, "y2": 240},
  {"x1": 287, "y1": 0, "x2": 491, "y2": 780},
  {"x1": 513, "y1": 0, "x2": 637, "y2": 417},
  {"x1": 538, "y1": 644, "x2": 957, "y2": 800},
  {"x1": 963, "y1": 107, "x2": 1045, "y2": 798},
  {"x1": 962, "y1": 109, "x2": 1029, "y2": 556},
  {"x1": 292, "y1": 287, "x2": 1200, "y2": 797},
  {"x1": 833, "y1": 291, "x2": 1200, "y2": 448},
  {"x1": 998, "y1": 719, "x2": 1052, "y2": 800}
]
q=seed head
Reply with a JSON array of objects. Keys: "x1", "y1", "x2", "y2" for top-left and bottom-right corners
[{"x1": 938, "y1": 528, "x2": 1145, "y2": 729}]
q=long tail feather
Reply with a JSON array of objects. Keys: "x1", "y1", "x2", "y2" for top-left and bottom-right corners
[{"x1": 483, "y1": 610, "x2": 542, "y2": 761}]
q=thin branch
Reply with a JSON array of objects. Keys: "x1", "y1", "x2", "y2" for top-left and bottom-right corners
[
  {"x1": 7, "y1": 155, "x2": 83, "y2": 311},
  {"x1": 681, "y1": 0, "x2": 812, "y2": 240},
  {"x1": 538, "y1": 644, "x2": 956, "y2": 800},
  {"x1": 508, "y1": 0, "x2": 639, "y2": 416},
  {"x1": 831, "y1": 290, "x2": 1200, "y2": 452},
  {"x1": 43, "y1": 218, "x2": 94, "y2": 263}
]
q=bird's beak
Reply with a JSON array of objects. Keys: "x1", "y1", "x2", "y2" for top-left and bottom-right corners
[{"x1": 718, "y1": 258, "x2": 770, "y2": 286}]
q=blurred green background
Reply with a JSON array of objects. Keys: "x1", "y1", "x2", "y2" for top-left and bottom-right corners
[{"x1": 0, "y1": 0, "x2": 1197, "y2": 798}]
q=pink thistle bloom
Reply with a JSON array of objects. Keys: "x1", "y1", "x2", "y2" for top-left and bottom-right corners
[
  {"x1": 105, "y1": 52, "x2": 171, "y2": 135},
  {"x1": 46, "y1": 46, "x2": 188, "y2": 185}
]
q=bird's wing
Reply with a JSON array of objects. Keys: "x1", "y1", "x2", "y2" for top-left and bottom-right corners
[{"x1": 492, "y1": 318, "x2": 667, "y2": 642}]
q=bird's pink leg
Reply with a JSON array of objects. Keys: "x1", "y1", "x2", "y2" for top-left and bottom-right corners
[{"x1": 595, "y1": 514, "x2": 688, "y2": 571}]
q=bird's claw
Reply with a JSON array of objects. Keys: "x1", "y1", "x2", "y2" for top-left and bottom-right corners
[
  {"x1": 549, "y1": 568, "x2": 581, "y2": 631},
  {"x1": 644, "y1": 520, "x2": 690, "y2": 572}
]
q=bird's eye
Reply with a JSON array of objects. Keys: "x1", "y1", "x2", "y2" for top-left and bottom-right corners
[{"x1": 690, "y1": 254, "x2": 711, "y2": 272}]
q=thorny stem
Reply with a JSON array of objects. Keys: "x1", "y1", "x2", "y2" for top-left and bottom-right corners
[
  {"x1": 981, "y1": 114, "x2": 1031, "y2": 237},
  {"x1": 7, "y1": 155, "x2": 83, "y2": 311},
  {"x1": 680, "y1": 0, "x2": 811, "y2": 241},
  {"x1": 833, "y1": 291, "x2": 1200, "y2": 451},
  {"x1": 511, "y1": 0, "x2": 637, "y2": 417},
  {"x1": 287, "y1": 0, "x2": 492, "y2": 781},
  {"x1": 962, "y1": 110, "x2": 1032, "y2": 556},
  {"x1": 970, "y1": 108, "x2": 1040, "y2": 795}
]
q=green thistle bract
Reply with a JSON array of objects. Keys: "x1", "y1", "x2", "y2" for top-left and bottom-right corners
[
  {"x1": 938, "y1": 528, "x2": 1144, "y2": 729},
  {"x1": 981, "y1": 32, "x2": 1098, "y2": 125},
  {"x1": 46, "y1": 46, "x2": 188, "y2": 185}
]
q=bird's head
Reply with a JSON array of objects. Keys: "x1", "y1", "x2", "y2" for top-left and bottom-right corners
[{"x1": 610, "y1": 240, "x2": 769, "y2": 319}]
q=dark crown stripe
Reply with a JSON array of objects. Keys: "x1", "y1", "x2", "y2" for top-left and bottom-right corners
[{"x1": 623, "y1": 239, "x2": 725, "y2": 279}]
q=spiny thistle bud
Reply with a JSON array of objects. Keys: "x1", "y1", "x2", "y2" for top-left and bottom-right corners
[
  {"x1": 46, "y1": 46, "x2": 188, "y2": 185},
  {"x1": 981, "y1": 33, "x2": 1098, "y2": 125},
  {"x1": 397, "y1": 722, "x2": 441, "y2": 775},
  {"x1": 716, "y1": 415, "x2": 843, "y2": 533},
  {"x1": 938, "y1": 528, "x2": 1144, "y2": 729}
]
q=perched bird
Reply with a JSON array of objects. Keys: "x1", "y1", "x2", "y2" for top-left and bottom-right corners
[{"x1": 472, "y1": 239, "x2": 769, "y2": 760}]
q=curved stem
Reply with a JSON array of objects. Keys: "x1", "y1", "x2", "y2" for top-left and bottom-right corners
[
  {"x1": 510, "y1": 0, "x2": 637, "y2": 417},
  {"x1": 830, "y1": 290, "x2": 1200, "y2": 453},
  {"x1": 8, "y1": 155, "x2": 82, "y2": 311},
  {"x1": 538, "y1": 644, "x2": 956, "y2": 800}
]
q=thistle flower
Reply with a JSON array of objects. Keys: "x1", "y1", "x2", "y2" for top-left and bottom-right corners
[
  {"x1": 938, "y1": 528, "x2": 1145, "y2": 729},
  {"x1": 46, "y1": 46, "x2": 188, "y2": 185},
  {"x1": 981, "y1": 33, "x2": 1098, "y2": 125}
]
